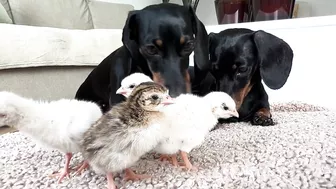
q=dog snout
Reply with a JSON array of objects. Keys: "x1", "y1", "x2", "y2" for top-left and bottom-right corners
[
  {"x1": 152, "y1": 71, "x2": 188, "y2": 97},
  {"x1": 165, "y1": 83, "x2": 186, "y2": 98}
]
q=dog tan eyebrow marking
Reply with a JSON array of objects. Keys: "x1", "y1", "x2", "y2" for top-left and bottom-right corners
[
  {"x1": 152, "y1": 72, "x2": 165, "y2": 86},
  {"x1": 155, "y1": 39, "x2": 163, "y2": 47},
  {"x1": 180, "y1": 36, "x2": 185, "y2": 45}
]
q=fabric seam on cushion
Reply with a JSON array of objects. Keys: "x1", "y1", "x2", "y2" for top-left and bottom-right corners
[
  {"x1": 84, "y1": 0, "x2": 94, "y2": 29},
  {"x1": 4, "y1": 0, "x2": 14, "y2": 22}
]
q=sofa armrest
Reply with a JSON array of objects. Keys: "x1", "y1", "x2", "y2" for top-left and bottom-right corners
[{"x1": 0, "y1": 23, "x2": 123, "y2": 70}]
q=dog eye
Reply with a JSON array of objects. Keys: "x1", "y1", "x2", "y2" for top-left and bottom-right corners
[
  {"x1": 151, "y1": 94, "x2": 159, "y2": 100},
  {"x1": 238, "y1": 66, "x2": 248, "y2": 73},
  {"x1": 182, "y1": 41, "x2": 194, "y2": 52},
  {"x1": 145, "y1": 45, "x2": 159, "y2": 55}
]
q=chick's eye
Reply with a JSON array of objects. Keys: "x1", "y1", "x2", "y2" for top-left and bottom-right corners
[
  {"x1": 129, "y1": 84, "x2": 135, "y2": 89},
  {"x1": 145, "y1": 45, "x2": 159, "y2": 55},
  {"x1": 222, "y1": 103, "x2": 229, "y2": 110},
  {"x1": 151, "y1": 94, "x2": 159, "y2": 100}
]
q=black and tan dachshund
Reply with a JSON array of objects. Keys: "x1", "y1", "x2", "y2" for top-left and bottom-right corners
[
  {"x1": 75, "y1": 3, "x2": 210, "y2": 113},
  {"x1": 191, "y1": 28, "x2": 294, "y2": 126}
]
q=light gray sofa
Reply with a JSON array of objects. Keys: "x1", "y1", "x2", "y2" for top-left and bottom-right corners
[{"x1": 0, "y1": 0, "x2": 134, "y2": 101}]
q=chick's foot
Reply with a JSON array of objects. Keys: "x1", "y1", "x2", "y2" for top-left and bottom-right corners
[
  {"x1": 158, "y1": 154, "x2": 170, "y2": 161},
  {"x1": 179, "y1": 151, "x2": 198, "y2": 171},
  {"x1": 123, "y1": 168, "x2": 151, "y2": 181},
  {"x1": 49, "y1": 153, "x2": 73, "y2": 183},
  {"x1": 106, "y1": 172, "x2": 117, "y2": 189},
  {"x1": 158, "y1": 154, "x2": 178, "y2": 166},
  {"x1": 73, "y1": 160, "x2": 89, "y2": 175}
]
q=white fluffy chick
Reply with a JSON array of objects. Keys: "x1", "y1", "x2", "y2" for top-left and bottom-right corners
[
  {"x1": 155, "y1": 92, "x2": 239, "y2": 170},
  {"x1": 116, "y1": 73, "x2": 153, "y2": 97},
  {"x1": 116, "y1": 73, "x2": 239, "y2": 170},
  {"x1": 0, "y1": 91, "x2": 103, "y2": 183}
]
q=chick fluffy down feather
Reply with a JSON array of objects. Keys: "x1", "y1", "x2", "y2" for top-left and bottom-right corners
[
  {"x1": 155, "y1": 94, "x2": 218, "y2": 154},
  {"x1": 0, "y1": 92, "x2": 103, "y2": 154},
  {"x1": 80, "y1": 104, "x2": 164, "y2": 174}
]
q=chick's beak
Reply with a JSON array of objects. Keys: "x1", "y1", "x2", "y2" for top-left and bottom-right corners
[
  {"x1": 230, "y1": 110, "x2": 239, "y2": 118},
  {"x1": 116, "y1": 87, "x2": 126, "y2": 95},
  {"x1": 161, "y1": 95, "x2": 175, "y2": 105}
]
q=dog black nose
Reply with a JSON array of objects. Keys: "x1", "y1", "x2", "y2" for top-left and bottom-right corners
[{"x1": 166, "y1": 85, "x2": 186, "y2": 98}]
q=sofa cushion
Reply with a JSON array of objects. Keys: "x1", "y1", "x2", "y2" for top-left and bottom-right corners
[
  {"x1": 0, "y1": 1, "x2": 12, "y2": 23},
  {"x1": 0, "y1": 23, "x2": 123, "y2": 70},
  {"x1": 8, "y1": 0, "x2": 93, "y2": 29},
  {"x1": 89, "y1": 1, "x2": 133, "y2": 29}
]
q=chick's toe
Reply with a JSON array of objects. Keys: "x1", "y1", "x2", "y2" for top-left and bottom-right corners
[
  {"x1": 107, "y1": 172, "x2": 117, "y2": 189},
  {"x1": 158, "y1": 154, "x2": 179, "y2": 167},
  {"x1": 123, "y1": 168, "x2": 151, "y2": 181},
  {"x1": 73, "y1": 160, "x2": 90, "y2": 176},
  {"x1": 179, "y1": 151, "x2": 198, "y2": 171}
]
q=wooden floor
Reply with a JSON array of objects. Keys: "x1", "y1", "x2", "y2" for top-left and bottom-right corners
[{"x1": 0, "y1": 126, "x2": 17, "y2": 135}]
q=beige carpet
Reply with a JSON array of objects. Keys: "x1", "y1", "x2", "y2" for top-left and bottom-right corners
[{"x1": 1, "y1": 102, "x2": 336, "y2": 189}]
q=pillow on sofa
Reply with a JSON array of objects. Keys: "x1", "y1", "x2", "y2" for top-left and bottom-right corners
[
  {"x1": 0, "y1": 2, "x2": 12, "y2": 23},
  {"x1": 0, "y1": 23, "x2": 123, "y2": 70}
]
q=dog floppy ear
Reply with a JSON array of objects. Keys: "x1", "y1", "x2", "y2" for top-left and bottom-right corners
[
  {"x1": 208, "y1": 32, "x2": 218, "y2": 54},
  {"x1": 122, "y1": 10, "x2": 140, "y2": 59},
  {"x1": 189, "y1": 6, "x2": 210, "y2": 72},
  {"x1": 208, "y1": 32, "x2": 219, "y2": 71},
  {"x1": 253, "y1": 30, "x2": 294, "y2": 90}
]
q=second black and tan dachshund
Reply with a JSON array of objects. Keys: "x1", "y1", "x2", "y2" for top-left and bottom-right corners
[{"x1": 190, "y1": 28, "x2": 294, "y2": 126}]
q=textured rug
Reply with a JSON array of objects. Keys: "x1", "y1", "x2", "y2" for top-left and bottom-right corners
[{"x1": 1, "y1": 102, "x2": 336, "y2": 189}]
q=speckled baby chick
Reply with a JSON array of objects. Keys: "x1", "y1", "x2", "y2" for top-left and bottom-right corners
[
  {"x1": 155, "y1": 91, "x2": 239, "y2": 170},
  {"x1": 116, "y1": 73, "x2": 153, "y2": 98},
  {"x1": 80, "y1": 82, "x2": 174, "y2": 189}
]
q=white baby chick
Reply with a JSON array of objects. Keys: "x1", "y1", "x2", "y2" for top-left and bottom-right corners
[
  {"x1": 155, "y1": 91, "x2": 239, "y2": 170},
  {"x1": 116, "y1": 73, "x2": 239, "y2": 170},
  {"x1": 0, "y1": 91, "x2": 103, "y2": 183},
  {"x1": 116, "y1": 73, "x2": 153, "y2": 97}
]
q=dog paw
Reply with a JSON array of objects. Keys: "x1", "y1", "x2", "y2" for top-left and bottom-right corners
[{"x1": 252, "y1": 114, "x2": 275, "y2": 126}]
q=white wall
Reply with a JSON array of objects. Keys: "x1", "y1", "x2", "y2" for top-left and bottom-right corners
[
  {"x1": 298, "y1": 0, "x2": 336, "y2": 17},
  {"x1": 97, "y1": 0, "x2": 218, "y2": 25},
  {"x1": 98, "y1": 0, "x2": 336, "y2": 26}
]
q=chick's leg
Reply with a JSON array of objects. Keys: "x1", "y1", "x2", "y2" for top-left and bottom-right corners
[
  {"x1": 179, "y1": 151, "x2": 198, "y2": 171},
  {"x1": 123, "y1": 168, "x2": 151, "y2": 181},
  {"x1": 170, "y1": 154, "x2": 178, "y2": 166},
  {"x1": 49, "y1": 153, "x2": 72, "y2": 183},
  {"x1": 106, "y1": 172, "x2": 117, "y2": 189},
  {"x1": 73, "y1": 160, "x2": 89, "y2": 175}
]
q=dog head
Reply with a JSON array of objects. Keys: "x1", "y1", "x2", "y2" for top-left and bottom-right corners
[
  {"x1": 209, "y1": 28, "x2": 293, "y2": 109},
  {"x1": 122, "y1": 3, "x2": 210, "y2": 97}
]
